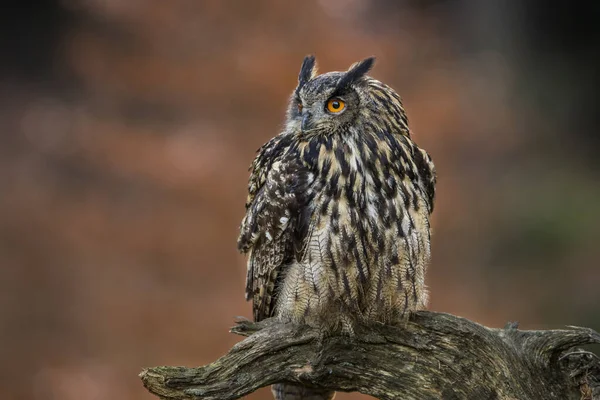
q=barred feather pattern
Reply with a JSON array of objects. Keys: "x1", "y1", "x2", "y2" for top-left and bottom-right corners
[
  {"x1": 238, "y1": 62, "x2": 436, "y2": 399},
  {"x1": 239, "y1": 79, "x2": 435, "y2": 324},
  {"x1": 238, "y1": 135, "x2": 318, "y2": 321},
  {"x1": 237, "y1": 59, "x2": 437, "y2": 400}
]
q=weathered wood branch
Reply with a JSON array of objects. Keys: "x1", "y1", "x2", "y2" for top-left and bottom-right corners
[{"x1": 140, "y1": 311, "x2": 600, "y2": 400}]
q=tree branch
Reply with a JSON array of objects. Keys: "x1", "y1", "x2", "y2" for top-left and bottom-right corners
[{"x1": 139, "y1": 311, "x2": 600, "y2": 400}]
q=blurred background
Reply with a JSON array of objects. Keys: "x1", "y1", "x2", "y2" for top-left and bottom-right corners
[{"x1": 1, "y1": 1, "x2": 599, "y2": 399}]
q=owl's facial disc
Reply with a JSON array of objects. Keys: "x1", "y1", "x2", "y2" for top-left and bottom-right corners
[
  {"x1": 299, "y1": 94, "x2": 349, "y2": 133},
  {"x1": 294, "y1": 72, "x2": 361, "y2": 135},
  {"x1": 297, "y1": 93, "x2": 358, "y2": 135},
  {"x1": 292, "y1": 57, "x2": 375, "y2": 136}
]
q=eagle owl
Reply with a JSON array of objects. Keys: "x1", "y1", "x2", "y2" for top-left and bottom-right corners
[{"x1": 238, "y1": 56, "x2": 436, "y2": 400}]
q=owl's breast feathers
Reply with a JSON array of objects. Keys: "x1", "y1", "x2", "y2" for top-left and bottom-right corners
[{"x1": 239, "y1": 126, "x2": 435, "y2": 323}]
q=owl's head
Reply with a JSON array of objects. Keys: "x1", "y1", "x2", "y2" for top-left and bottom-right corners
[{"x1": 286, "y1": 55, "x2": 377, "y2": 136}]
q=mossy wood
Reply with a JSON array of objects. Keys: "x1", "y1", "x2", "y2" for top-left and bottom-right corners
[{"x1": 140, "y1": 311, "x2": 600, "y2": 400}]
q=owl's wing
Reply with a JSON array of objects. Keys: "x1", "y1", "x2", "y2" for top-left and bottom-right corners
[
  {"x1": 238, "y1": 137, "x2": 315, "y2": 321},
  {"x1": 413, "y1": 147, "x2": 436, "y2": 213}
]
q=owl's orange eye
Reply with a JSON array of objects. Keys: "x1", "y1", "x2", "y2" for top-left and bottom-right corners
[
  {"x1": 326, "y1": 98, "x2": 345, "y2": 113},
  {"x1": 297, "y1": 103, "x2": 303, "y2": 112}
]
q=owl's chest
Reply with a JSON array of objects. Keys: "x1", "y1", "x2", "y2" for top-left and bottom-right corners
[
  {"x1": 295, "y1": 133, "x2": 424, "y2": 240},
  {"x1": 313, "y1": 169, "x2": 414, "y2": 238},
  {"x1": 302, "y1": 142, "x2": 416, "y2": 237},
  {"x1": 276, "y1": 136, "x2": 430, "y2": 324}
]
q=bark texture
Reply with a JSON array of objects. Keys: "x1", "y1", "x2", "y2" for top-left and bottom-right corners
[{"x1": 139, "y1": 311, "x2": 600, "y2": 400}]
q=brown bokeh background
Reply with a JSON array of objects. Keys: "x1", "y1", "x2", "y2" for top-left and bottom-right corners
[{"x1": 1, "y1": 1, "x2": 599, "y2": 399}]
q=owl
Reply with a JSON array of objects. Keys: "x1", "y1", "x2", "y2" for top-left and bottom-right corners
[{"x1": 238, "y1": 56, "x2": 436, "y2": 400}]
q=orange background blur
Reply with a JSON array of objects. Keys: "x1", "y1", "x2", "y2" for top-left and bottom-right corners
[{"x1": 1, "y1": 1, "x2": 598, "y2": 399}]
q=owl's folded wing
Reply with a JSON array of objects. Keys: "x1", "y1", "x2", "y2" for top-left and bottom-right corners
[{"x1": 238, "y1": 139, "x2": 315, "y2": 321}]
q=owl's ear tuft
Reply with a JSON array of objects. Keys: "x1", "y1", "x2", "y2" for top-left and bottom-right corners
[
  {"x1": 298, "y1": 55, "x2": 317, "y2": 89},
  {"x1": 336, "y1": 57, "x2": 376, "y2": 91}
]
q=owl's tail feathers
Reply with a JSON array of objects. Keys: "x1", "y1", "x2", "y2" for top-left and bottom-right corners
[{"x1": 271, "y1": 384, "x2": 335, "y2": 400}]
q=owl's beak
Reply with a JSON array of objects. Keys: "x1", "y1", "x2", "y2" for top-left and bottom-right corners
[{"x1": 301, "y1": 113, "x2": 313, "y2": 132}]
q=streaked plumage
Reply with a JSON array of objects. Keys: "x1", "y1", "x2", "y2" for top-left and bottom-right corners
[{"x1": 238, "y1": 56, "x2": 436, "y2": 399}]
